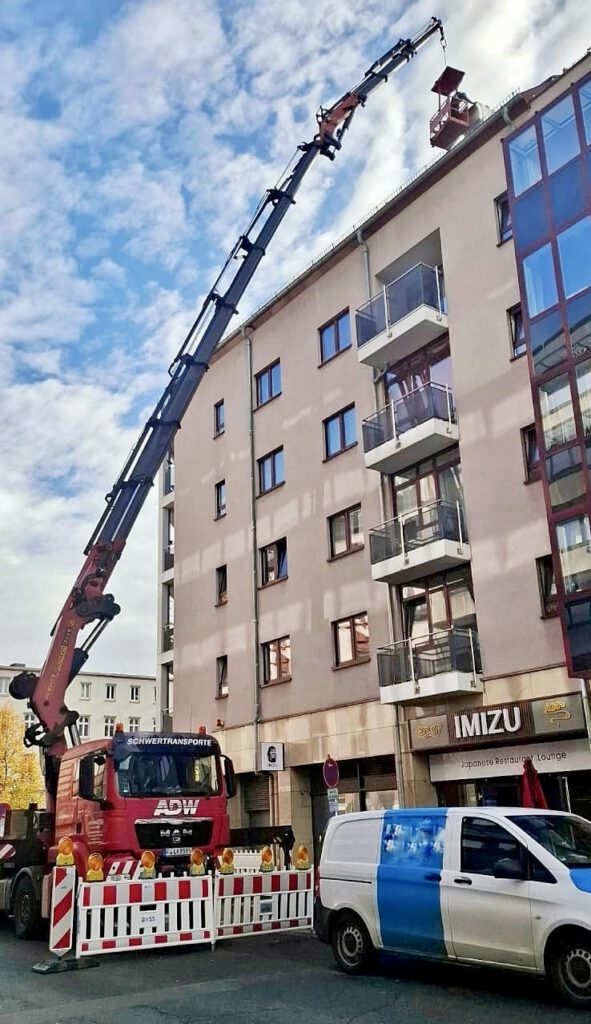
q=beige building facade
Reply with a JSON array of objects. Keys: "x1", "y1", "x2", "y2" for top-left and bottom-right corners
[{"x1": 160, "y1": 54, "x2": 591, "y2": 857}]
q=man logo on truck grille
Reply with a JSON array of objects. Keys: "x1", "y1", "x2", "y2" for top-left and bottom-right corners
[{"x1": 153, "y1": 799, "x2": 200, "y2": 816}]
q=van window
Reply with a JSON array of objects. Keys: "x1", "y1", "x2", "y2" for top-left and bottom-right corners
[
  {"x1": 461, "y1": 817, "x2": 524, "y2": 875},
  {"x1": 509, "y1": 813, "x2": 591, "y2": 868},
  {"x1": 328, "y1": 818, "x2": 380, "y2": 864},
  {"x1": 381, "y1": 812, "x2": 446, "y2": 868}
]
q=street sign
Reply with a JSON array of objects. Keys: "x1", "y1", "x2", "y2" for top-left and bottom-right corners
[
  {"x1": 260, "y1": 742, "x2": 284, "y2": 771},
  {"x1": 323, "y1": 756, "x2": 339, "y2": 789},
  {"x1": 326, "y1": 787, "x2": 339, "y2": 800}
]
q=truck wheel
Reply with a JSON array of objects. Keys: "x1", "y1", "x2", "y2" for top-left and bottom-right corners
[
  {"x1": 332, "y1": 912, "x2": 375, "y2": 975},
  {"x1": 548, "y1": 932, "x2": 591, "y2": 1007},
  {"x1": 13, "y1": 876, "x2": 42, "y2": 940}
]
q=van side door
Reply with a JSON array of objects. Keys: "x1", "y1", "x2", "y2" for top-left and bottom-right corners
[
  {"x1": 376, "y1": 809, "x2": 448, "y2": 957},
  {"x1": 444, "y1": 812, "x2": 535, "y2": 968}
]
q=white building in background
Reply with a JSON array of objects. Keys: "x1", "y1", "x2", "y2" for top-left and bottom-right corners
[{"x1": 0, "y1": 664, "x2": 159, "y2": 740}]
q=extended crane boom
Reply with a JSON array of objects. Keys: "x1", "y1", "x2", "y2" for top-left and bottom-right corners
[{"x1": 11, "y1": 18, "x2": 444, "y2": 783}]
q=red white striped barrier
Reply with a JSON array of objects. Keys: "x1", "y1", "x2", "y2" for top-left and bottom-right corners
[
  {"x1": 215, "y1": 870, "x2": 313, "y2": 939},
  {"x1": 49, "y1": 867, "x2": 76, "y2": 956},
  {"x1": 107, "y1": 858, "x2": 141, "y2": 879},
  {"x1": 76, "y1": 874, "x2": 213, "y2": 956},
  {"x1": 0, "y1": 843, "x2": 16, "y2": 862}
]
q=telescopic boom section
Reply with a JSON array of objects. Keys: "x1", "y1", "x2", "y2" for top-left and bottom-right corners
[{"x1": 10, "y1": 17, "x2": 443, "y2": 758}]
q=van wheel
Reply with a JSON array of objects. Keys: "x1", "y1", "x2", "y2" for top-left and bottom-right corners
[
  {"x1": 332, "y1": 913, "x2": 374, "y2": 975},
  {"x1": 13, "y1": 876, "x2": 42, "y2": 940},
  {"x1": 548, "y1": 932, "x2": 591, "y2": 1007}
]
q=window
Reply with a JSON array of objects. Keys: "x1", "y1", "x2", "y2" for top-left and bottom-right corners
[
  {"x1": 24, "y1": 713, "x2": 35, "y2": 730},
  {"x1": 541, "y1": 95, "x2": 580, "y2": 174},
  {"x1": 530, "y1": 310, "x2": 565, "y2": 375},
  {"x1": 106, "y1": 683, "x2": 116, "y2": 701},
  {"x1": 333, "y1": 612, "x2": 370, "y2": 668},
  {"x1": 577, "y1": 359, "x2": 591, "y2": 437},
  {"x1": 495, "y1": 193, "x2": 512, "y2": 243},
  {"x1": 128, "y1": 717, "x2": 140, "y2": 733},
  {"x1": 216, "y1": 656, "x2": 228, "y2": 698},
  {"x1": 461, "y1": 816, "x2": 524, "y2": 875},
  {"x1": 130, "y1": 685, "x2": 140, "y2": 703},
  {"x1": 258, "y1": 447, "x2": 284, "y2": 494},
  {"x1": 214, "y1": 399, "x2": 225, "y2": 437},
  {"x1": 104, "y1": 716, "x2": 116, "y2": 738},
  {"x1": 255, "y1": 360, "x2": 281, "y2": 407},
  {"x1": 538, "y1": 374, "x2": 575, "y2": 451},
  {"x1": 215, "y1": 479, "x2": 226, "y2": 518},
  {"x1": 568, "y1": 291, "x2": 591, "y2": 359},
  {"x1": 262, "y1": 636, "x2": 291, "y2": 684},
  {"x1": 328, "y1": 504, "x2": 363, "y2": 558},
  {"x1": 0, "y1": 677, "x2": 10, "y2": 695},
  {"x1": 320, "y1": 310, "x2": 351, "y2": 363},
  {"x1": 536, "y1": 555, "x2": 558, "y2": 617},
  {"x1": 523, "y1": 243, "x2": 558, "y2": 318},
  {"x1": 78, "y1": 716, "x2": 90, "y2": 739},
  {"x1": 216, "y1": 564, "x2": 228, "y2": 605},
  {"x1": 324, "y1": 405, "x2": 356, "y2": 458},
  {"x1": 556, "y1": 515, "x2": 591, "y2": 594},
  {"x1": 509, "y1": 813, "x2": 591, "y2": 869},
  {"x1": 557, "y1": 216, "x2": 591, "y2": 300},
  {"x1": 508, "y1": 305, "x2": 525, "y2": 358},
  {"x1": 508, "y1": 124, "x2": 541, "y2": 196},
  {"x1": 546, "y1": 445, "x2": 585, "y2": 511},
  {"x1": 521, "y1": 425, "x2": 540, "y2": 482},
  {"x1": 80, "y1": 681, "x2": 91, "y2": 700},
  {"x1": 580, "y1": 81, "x2": 591, "y2": 146},
  {"x1": 260, "y1": 538, "x2": 288, "y2": 585}
]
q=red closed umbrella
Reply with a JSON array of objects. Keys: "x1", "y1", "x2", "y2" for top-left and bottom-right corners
[{"x1": 520, "y1": 757, "x2": 548, "y2": 809}]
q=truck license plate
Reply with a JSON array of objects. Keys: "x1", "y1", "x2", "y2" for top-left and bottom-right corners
[{"x1": 163, "y1": 846, "x2": 192, "y2": 857}]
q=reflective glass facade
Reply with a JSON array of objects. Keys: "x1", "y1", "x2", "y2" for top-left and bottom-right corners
[{"x1": 505, "y1": 73, "x2": 591, "y2": 675}]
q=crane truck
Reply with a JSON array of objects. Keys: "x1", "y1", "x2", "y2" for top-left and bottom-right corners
[{"x1": 0, "y1": 18, "x2": 445, "y2": 938}]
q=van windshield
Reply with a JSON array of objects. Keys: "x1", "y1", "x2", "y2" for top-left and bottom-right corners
[
  {"x1": 509, "y1": 814, "x2": 591, "y2": 868},
  {"x1": 116, "y1": 752, "x2": 219, "y2": 798}
]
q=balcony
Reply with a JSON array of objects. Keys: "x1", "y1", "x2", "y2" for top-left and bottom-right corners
[
  {"x1": 163, "y1": 544, "x2": 175, "y2": 572},
  {"x1": 164, "y1": 462, "x2": 175, "y2": 496},
  {"x1": 369, "y1": 499, "x2": 470, "y2": 585},
  {"x1": 356, "y1": 264, "x2": 448, "y2": 368},
  {"x1": 378, "y1": 628, "x2": 482, "y2": 704},
  {"x1": 162, "y1": 623, "x2": 174, "y2": 652},
  {"x1": 362, "y1": 383, "x2": 458, "y2": 475}
]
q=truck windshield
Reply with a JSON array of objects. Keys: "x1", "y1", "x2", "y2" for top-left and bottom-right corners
[
  {"x1": 116, "y1": 752, "x2": 219, "y2": 798},
  {"x1": 509, "y1": 814, "x2": 591, "y2": 868}
]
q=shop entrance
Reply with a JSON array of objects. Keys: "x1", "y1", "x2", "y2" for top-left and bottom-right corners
[{"x1": 436, "y1": 772, "x2": 573, "y2": 812}]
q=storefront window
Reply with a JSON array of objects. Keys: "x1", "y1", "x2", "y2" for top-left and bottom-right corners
[
  {"x1": 558, "y1": 216, "x2": 591, "y2": 299},
  {"x1": 538, "y1": 373, "x2": 575, "y2": 450},
  {"x1": 541, "y1": 95, "x2": 580, "y2": 174},
  {"x1": 556, "y1": 514, "x2": 591, "y2": 593},
  {"x1": 508, "y1": 124, "x2": 542, "y2": 196},
  {"x1": 523, "y1": 243, "x2": 558, "y2": 317}
]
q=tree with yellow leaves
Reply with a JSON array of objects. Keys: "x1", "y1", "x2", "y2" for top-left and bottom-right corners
[{"x1": 0, "y1": 705, "x2": 45, "y2": 810}]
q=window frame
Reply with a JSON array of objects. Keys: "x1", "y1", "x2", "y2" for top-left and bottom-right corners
[
  {"x1": 104, "y1": 716, "x2": 116, "y2": 738},
  {"x1": 78, "y1": 715, "x2": 90, "y2": 739},
  {"x1": 319, "y1": 309, "x2": 352, "y2": 365},
  {"x1": 216, "y1": 564, "x2": 228, "y2": 606},
  {"x1": 495, "y1": 192, "x2": 513, "y2": 245},
  {"x1": 216, "y1": 655, "x2": 228, "y2": 698},
  {"x1": 521, "y1": 424, "x2": 541, "y2": 482},
  {"x1": 255, "y1": 359, "x2": 282, "y2": 408},
  {"x1": 328, "y1": 504, "x2": 364, "y2": 559},
  {"x1": 214, "y1": 399, "x2": 225, "y2": 437},
  {"x1": 261, "y1": 636, "x2": 292, "y2": 685},
  {"x1": 128, "y1": 717, "x2": 140, "y2": 733},
  {"x1": 323, "y1": 404, "x2": 357, "y2": 460},
  {"x1": 215, "y1": 479, "x2": 227, "y2": 519},
  {"x1": 260, "y1": 537, "x2": 288, "y2": 586},
  {"x1": 130, "y1": 685, "x2": 140, "y2": 703},
  {"x1": 105, "y1": 683, "x2": 116, "y2": 702},
  {"x1": 257, "y1": 447, "x2": 285, "y2": 495},
  {"x1": 333, "y1": 611, "x2": 370, "y2": 669},
  {"x1": 508, "y1": 304, "x2": 526, "y2": 359},
  {"x1": 80, "y1": 681, "x2": 91, "y2": 700},
  {"x1": 536, "y1": 554, "x2": 558, "y2": 618}
]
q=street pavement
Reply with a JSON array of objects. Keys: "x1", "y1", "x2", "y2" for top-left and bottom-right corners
[{"x1": 0, "y1": 917, "x2": 584, "y2": 1024}]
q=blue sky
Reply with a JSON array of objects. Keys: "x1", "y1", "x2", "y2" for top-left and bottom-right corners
[{"x1": 1, "y1": 0, "x2": 590, "y2": 676}]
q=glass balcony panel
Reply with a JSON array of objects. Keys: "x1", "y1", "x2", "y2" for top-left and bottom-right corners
[
  {"x1": 163, "y1": 545, "x2": 175, "y2": 571},
  {"x1": 362, "y1": 383, "x2": 455, "y2": 454},
  {"x1": 355, "y1": 292, "x2": 387, "y2": 347},
  {"x1": 355, "y1": 265, "x2": 445, "y2": 349},
  {"x1": 377, "y1": 628, "x2": 481, "y2": 687},
  {"x1": 369, "y1": 500, "x2": 466, "y2": 564},
  {"x1": 163, "y1": 623, "x2": 174, "y2": 651}
]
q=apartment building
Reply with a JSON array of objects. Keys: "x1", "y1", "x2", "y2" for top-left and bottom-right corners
[
  {"x1": 0, "y1": 664, "x2": 159, "y2": 740},
  {"x1": 159, "y1": 53, "x2": 591, "y2": 857}
]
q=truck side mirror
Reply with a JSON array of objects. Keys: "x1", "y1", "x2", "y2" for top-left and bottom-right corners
[
  {"x1": 223, "y1": 756, "x2": 236, "y2": 799},
  {"x1": 79, "y1": 756, "x2": 103, "y2": 804}
]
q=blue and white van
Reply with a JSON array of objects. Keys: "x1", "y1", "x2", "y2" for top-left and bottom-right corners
[{"x1": 315, "y1": 807, "x2": 591, "y2": 1007}]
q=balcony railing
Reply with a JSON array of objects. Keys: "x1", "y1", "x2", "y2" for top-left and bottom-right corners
[
  {"x1": 163, "y1": 544, "x2": 175, "y2": 571},
  {"x1": 164, "y1": 463, "x2": 175, "y2": 494},
  {"x1": 369, "y1": 499, "x2": 466, "y2": 565},
  {"x1": 162, "y1": 623, "x2": 174, "y2": 652},
  {"x1": 362, "y1": 382, "x2": 455, "y2": 453},
  {"x1": 356, "y1": 263, "x2": 445, "y2": 348},
  {"x1": 378, "y1": 628, "x2": 481, "y2": 689}
]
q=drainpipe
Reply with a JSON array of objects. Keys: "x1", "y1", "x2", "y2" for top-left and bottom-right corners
[
  {"x1": 356, "y1": 229, "x2": 407, "y2": 808},
  {"x1": 244, "y1": 327, "x2": 262, "y2": 778}
]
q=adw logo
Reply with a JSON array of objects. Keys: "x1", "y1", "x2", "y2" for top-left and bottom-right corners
[{"x1": 153, "y1": 799, "x2": 200, "y2": 817}]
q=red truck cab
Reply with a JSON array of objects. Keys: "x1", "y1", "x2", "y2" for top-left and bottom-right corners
[{"x1": 53, "y1": 730, "x2": 236, "y2": 876}]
